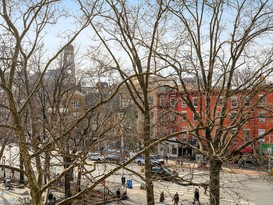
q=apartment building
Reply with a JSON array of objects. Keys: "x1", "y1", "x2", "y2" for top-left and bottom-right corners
[{"x1": 157, "y1": 87, "x2": 273, "y2": 158}]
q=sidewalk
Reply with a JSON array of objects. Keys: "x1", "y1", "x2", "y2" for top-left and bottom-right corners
[
  {"x1": 0, "y1": 159, "x2": 264, "y2": 205},
  {"x1": 0, "y1": 184, "x2": 31, "y2": 205}
]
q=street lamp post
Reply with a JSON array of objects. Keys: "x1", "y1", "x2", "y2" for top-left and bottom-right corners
[
  {"x1": 2, "y1": 155, "x2": 6, "y2": 178},
  {"x1": 8, "y1": 145, "x2": 12, "y2": 178}
]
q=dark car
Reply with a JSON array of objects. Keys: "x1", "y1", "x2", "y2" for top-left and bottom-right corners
[{"x1": 152, "y1": 167, "x2": 176, "y2": 180}]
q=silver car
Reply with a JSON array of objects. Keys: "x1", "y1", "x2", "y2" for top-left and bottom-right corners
[{"x1": 89, "y1": 153, "x2": 105, "y2": 161}]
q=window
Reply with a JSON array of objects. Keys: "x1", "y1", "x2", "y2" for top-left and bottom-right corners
[
  {"x1": 244, "y1": 96, "x2": 250, "y2": 106},
  {"x1": 160, "y1": 96, "x2": 165, "y2": 107},
  {"x1": 258, "y1": 129, "x2": 265, "y2": 141},
  {"x1": 259, "y1": 112, "x2": 265, "y2": 123},
  {"x1": 192, "y1": 97, "x2": 198, "y2": 107},
  {"x1": 72, "y1": 101, "x2": 80, "y2": 108},
  {"x1": 182, "y1": 100, "x2": 187, "y2": 108},
  {"x1": 258, "y1": 95, "x2": 266, "y2": 106},
  {"x1": 181, "y1": 127, "x2": 188, "y2": 141},
  {"x1": 170, "y1": 112, "x2": 176, "y2": 121},
  {"x1": 160, "y1": 111, "x2": 166, "y2": 123},
  {"x1": 231, "y1": 97, "x2": 237, "y2": 107},
  {"x1": 170, "y1": 97, "x2": 176, "y2": 106},
  {"x1": 181, "y1": 111, "x2": 187, "y2": 121},
  {"x1": 242, "y1": 113, "x2": 250, "y2": 122},
  {"x1": 244, "y1": 129, "x2": 250, "y2": 141},
  {"x1": 217, "y1": 96, "x2": 223, "y2": 106},
  {"x1": 193, "y1": 112, "x2": 198, "y2": 121},
  {"x1": 230, "y1": 112, "x2": 237, "y2": 122},
  {"x1": 170, "y1": 128, "x2": 176, "y2": 135},
  {"x1": 171, "y1": 144, "x2": 177, "y2": 155},
  {"x1": 258, "y1": 129, "x2": 265, "y2": 136}
]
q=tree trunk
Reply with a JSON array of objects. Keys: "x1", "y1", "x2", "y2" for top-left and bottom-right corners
[
  {"x1": 44, "y1": 150, "x2": 51, "y2": 184},
  {"x1": 209, "y1": 156, "x2": 222, "y2": 205},
  {"x1": 77, "y1": 166, "x2": 82, "y2": 192},
  {"x1": 143, "y1": 108, "x2": 154, "y2": 205},
  {"x1": 64, "y1": 156, "x2": 72, "y2": 205},
  {"x1": 144, "y1": 150, "x2": 154, "y2": 205},
  {"x1": 31, "y1": 190, "x2": 43, "y2": 205},
  {"x1": 19, "y1": 153, "x2": 24, "y2": 184}
]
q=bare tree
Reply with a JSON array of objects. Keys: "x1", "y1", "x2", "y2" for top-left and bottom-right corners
[
  {"x1": 0, "y1": 1, "x2": 92, "y2": 204},
  {"x1": 77, "y1": 0, "x2": 173, "y2": 204},
  {"x1": 154, "y1": 1, "x2": 273, "y2": 204}
]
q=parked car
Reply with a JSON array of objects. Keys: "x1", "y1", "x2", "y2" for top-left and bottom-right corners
[
  {"x1": 89, "y1": 153, "x2": 105, "y2": 161},
  {"x1": 105, "y1": 154, "x2": 119, "y2": 162},
  {"x1": 151, "y1": 166, "x2": 177, "y2": 179},
  {"x1": 134, "y1": 155, "x2": 164, "y2": 166}
]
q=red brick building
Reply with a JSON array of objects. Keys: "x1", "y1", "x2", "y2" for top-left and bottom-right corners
[{"x1": 157, "y1": 86, "x2": 273, "y2": 158}]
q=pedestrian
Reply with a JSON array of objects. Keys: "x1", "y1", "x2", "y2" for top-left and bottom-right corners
[
  {"x1": 165, "y1": 155, "x2": 169, "y2": 164},
  {"x1": 193, "y1": 188, "x2": 200, "y2": 204},
  {"x1": 121, "y1": 176, "x2": 126, "y2": 186},
  {"x1": 116, "y1": 188, "x2": 121, "y2": 203},
  {"x1": 203, "y1": 184, "x2": 208, "y2": 195},
  {"x1": 172, "y1": 192, "x2": 179, "y2": 205},
  {"x1": 159, "y1": 191, "x2": 165, "y2": 202}
]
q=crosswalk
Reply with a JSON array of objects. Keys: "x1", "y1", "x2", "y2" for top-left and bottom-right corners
[
  {"x1": 131, "y1": 180, "x2": 255, "y2": 205},
  {"x1": 152, "y1": 180, "x2": 209, "y2": 203}
]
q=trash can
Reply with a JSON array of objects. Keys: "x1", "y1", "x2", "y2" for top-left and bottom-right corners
[{"x1": 127, "y1": 179, "x2": 133, "y2": 189}]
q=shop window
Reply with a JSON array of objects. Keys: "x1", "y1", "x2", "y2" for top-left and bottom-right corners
[{"x1": 171, "y1": 145, "x2": 177, "y2": 155}]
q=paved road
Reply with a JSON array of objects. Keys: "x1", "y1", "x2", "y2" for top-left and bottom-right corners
[{"x1": 0, "y1": 152, "x2": 271, "y2": 205}]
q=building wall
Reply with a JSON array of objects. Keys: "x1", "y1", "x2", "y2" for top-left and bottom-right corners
[{"x1": 157, "y1": 88, "x2": 273, "y2": 158}]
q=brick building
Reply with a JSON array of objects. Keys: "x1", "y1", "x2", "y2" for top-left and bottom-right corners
[{"x1": 157, "y1": 86, "x2": 273, "y2": 158}]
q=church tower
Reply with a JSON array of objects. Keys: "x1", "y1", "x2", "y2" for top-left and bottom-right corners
[{"x1": 63, "y1": 44, "x2": 76, "y2": 85}]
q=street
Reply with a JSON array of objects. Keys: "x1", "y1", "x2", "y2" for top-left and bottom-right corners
[{"x1": 1, "y1": 146, "x2": 273, "y2": 204}]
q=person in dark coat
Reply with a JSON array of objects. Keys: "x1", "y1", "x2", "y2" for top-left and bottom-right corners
[
  {"x1": 121, "y1": 176, "x2": 126, "y2": 186},
  {"x1": 116, "y1": 188, "x2": 121, "y2": 203},
  {"x1": 173, "y1": 192, "x2": 179, "y2": 205},
  {"x1": 160, "y1": 191, "x2": 165, "y2": 202},
  {"x1": 193, "y1": 188, "x2": 200, "y2": 204}
]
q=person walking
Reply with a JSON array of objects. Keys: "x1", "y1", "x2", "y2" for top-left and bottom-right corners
[
  {"x1": 193, "y1": 188, "x2": 200, "y2": 204},
  {"x1": 116, "y1": 188, "x2": 121, "y2": 203},
  {"x1": 159, "y1": 191, "x2": 165, "y2": 202},
  {"x1": 173, "y1": 192, "x2": 179, "y2": 205},
  {"x1": 165, "y1": 154, "x2": 169, "y2": 164},
  {"x1": 121, "y1": 176, "x2": 126, "y2": 186}
]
